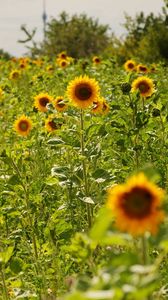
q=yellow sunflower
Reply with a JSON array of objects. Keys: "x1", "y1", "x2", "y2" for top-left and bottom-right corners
[
  {"x1": 107, "y1": 173, "x2": 164, "y2": 236},
  {"x1": 0, "y1": 88, "x2": 3, "y2": 97},
  {"x1": 57, "y1": 51, "x2": 67, "y2": 60},
  {"x1": 101, "y1": 99, "x2": 110, "y2": 114},
  {"x1": 45, "y1": 116, "x2": 62, "y2": 132},
  {"x1": 34, "y1": 93, "x2": 53, "y2": 112},
  {"x1": 92, "y1": 56, "x2": 101, "y2": 65},
  {"x1": 14, "y1": 115, "x2": 33, "y2": 137},
  {"x1": 91, "y1": 100, "x2": 103, "y2": 114},
  {"x1": 136, "y1": 64, "x2": 148, "y2": 74},
  {"x1": 54, "y1": 96, "x2": 68, "y2": 112},
  {"x1": 67, "y1": 75, "x2": 100, "y2": 109},
  {"x1": 131, "y1": 76, "x2": 155, "y2": 98},
  {"x1": 58, "y1": 59, "x2": 69, "y2": 68},
  {"x1": 9, "y1": 69, "x2": 20, "y2": 80},
  {"x1": 124, "y1": 59, "x2": 136, "y2": 72},
  {"x1": 46, "y1": 65, "x2": 54, "y2": 72}
]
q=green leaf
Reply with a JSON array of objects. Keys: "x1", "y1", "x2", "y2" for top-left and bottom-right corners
[
  {"x1": 45, "y1": 176, "x2": 59, "y2": 186},
  {"x1": 0, "y1": 245, "x2": 15, "y2": 264},
  {"x1": 90, "y1": 207, "x2": 113, "y2": 242}
]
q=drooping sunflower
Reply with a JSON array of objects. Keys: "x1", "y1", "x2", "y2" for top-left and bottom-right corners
[
  {"x1": 54, "y1": 96, "x2": 68, "y2": 112},
  {"x1": 9, "y1": 69, "x2": 20, "y2": 80},
  {"x1": 91, "y1": 100, "x2": 103, "y2": 114},
  {"x1": 67, "y1": 75, "x2": 100, "y2": 109},
  {"x1": 92, "y1": 56, "x2": 101, "y2": 65},
  {"x1": 131, "y1": 76, "x2": 155, "y2": 98},
  {"x1": 101, "y1": 99, "x2": 110, "y2": 114},
  {"x1": 136, "y1": 64, "x2": 148, "y2": 74},
  {"x1": 14, "y1": 115, "x2": 33, "y2": 137},
  {"x1": 34, "y1": 93, "x2": 53, "y2": 112},
  {"x1": 107, "y1": 173, "x2": 164, "y2": 236},
  {"x1": 124, "y1": 59, "x2": 136, "y2": 72},
  {"x1": 45, "y1": 116, "x2": 62, "y2": 132}
]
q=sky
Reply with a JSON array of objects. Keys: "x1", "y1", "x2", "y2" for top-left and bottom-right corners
[{"x1": 0, "y1": 0, "x2": 164, "y2": 57}]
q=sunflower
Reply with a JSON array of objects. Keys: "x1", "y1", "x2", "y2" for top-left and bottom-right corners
[
  {"x1": 92, "y1": 56, "x2": 101, "y2": 65},
  {"x1": 34, "y1": 93, "x2": 53, "y2": 112},
  {"x1": 102, "y1": 99, "x2": 110, "y2": 114},
  {"x1": 57, "y1": 51, "x2": 67, "y2": 60},
  {"x1": 58, "y1": 59, "x2": 69, "y2": 68},
  {"x1": 136, "y1": 64, "x2": 148, "y2": 73},
  {"x1": 9, "y1": 69, "x2": 20, "y2": 80},
  {"x1": 124, "y1": 59, "x2": 136, "y2": 72},
  {"x1": 46, "y1": 65, "x2": 54, "y2": 72},
  {"x1": 67, "y1": 75, "x2": 100, "y2": 109},
  {"x1": 107, "y1": 173, "x2": 164, "y2": 236},
  {"x1": 91, "y1": 100, "x2": 103, "y2": 114},
  {"x1": 54, "y1": 96, "x2": 68, "y2": 112},
  {"x1": 131, "y1": 76, "x2": 155, "y2": 98},
  {"x1": 45, "y1": 116, "x2": 62, "y2": 132},
  {"x1": 0, "y1": 88, "x2": 3, "y2": 97},
  {"x1": 14, "y1": 115, "x2": 33, "y2": 137}
]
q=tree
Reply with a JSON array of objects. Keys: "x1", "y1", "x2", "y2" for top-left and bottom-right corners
[
  {"x1": 25, "y1": 11, "x2": 112, "y2": 59},
  {"x1": 118, "y1": 0, "x2": 168, "y2": 63}
]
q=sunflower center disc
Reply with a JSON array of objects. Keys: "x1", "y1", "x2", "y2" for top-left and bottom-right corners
[
  {"x1": 40, "y1": 97, "x2": 49, "y2": 107},
  {"x1": 19, "y1": 121, "x2": 28, "y2": 131},
  {"x1": 122, "y1": 187, "x2": 152, "y2": 218},
  {"x1": 75, "y1": 84, "x2": 92, "y2": 101},
  {"x1": 139, "y1": 83, "x2": 149, "y2": 93}
]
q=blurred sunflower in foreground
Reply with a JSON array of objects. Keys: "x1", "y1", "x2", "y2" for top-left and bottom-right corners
[
  {"x1": 14, "y1": 115, "x2": 33, "y2": 137},
  {"x1": 107, "y1": 173, "x2": 165, "y2": 236},
  {"x1": 67, "y1": 75, "x2": 100, "y2": 109}
]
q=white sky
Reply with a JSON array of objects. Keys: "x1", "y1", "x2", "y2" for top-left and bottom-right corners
[{"x1": 0, "y1": 0, "x2": 164, "y2": 57}]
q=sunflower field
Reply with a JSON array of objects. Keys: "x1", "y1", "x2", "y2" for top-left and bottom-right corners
[{"x1": 1, "y1": 53, "x2": 168, "y2": 300}]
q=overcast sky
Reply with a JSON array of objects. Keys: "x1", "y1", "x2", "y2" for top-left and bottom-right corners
[{"x1": 0, "y1": 0, "x2": 164, "y2": 57}]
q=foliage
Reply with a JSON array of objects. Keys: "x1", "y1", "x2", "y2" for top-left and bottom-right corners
[
  {"x1": 26, "y1": 11, "x2": 111, "y2": 59},
  {"x1": 0, "y1": 49, "x2": 11, "y2": 60},
  {"x1": 1, "y1": 51, "x2": 168, "y2": 300},
  {"x1": 117, "y1": 0, "x2": 168, "y2": 63}
]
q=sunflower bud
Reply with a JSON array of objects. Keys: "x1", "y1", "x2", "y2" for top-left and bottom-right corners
[
  {"x1": 121, "y1": 83, "x2": 131, "y2": 95},
  {"x1": 152, "y1": 108, "x2": 160, "y2": 117}
]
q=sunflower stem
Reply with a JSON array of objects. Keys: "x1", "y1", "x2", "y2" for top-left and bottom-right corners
[
  {"x1": 0, "y1": 265, "x2": 9, "y2": 300},
  {"x1": 141, "y1": 234, "x2": 148, "y2": 265},
  {"x1": 80, "y1": 109, "x2": 92, "y2": 228}
]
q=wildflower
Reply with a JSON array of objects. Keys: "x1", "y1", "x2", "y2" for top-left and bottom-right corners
[
  {"x1": 14, "y1": 115, "x2": 33, "y2": 137},
  {"x1": 34, "y1": 93, "x2": 53, "y2": 112},
  {"x1": 67, "y1": 75, "x2": 100, "y2": 109},
  {"x1": 124, "y1": 59, "x2": 136, "y2": 72},
  {"x1": 107, "y1": 173, "x2": 164, "y2": 236},
  {"x1": 131, "y1": 76, "x2": 155, "y2": 98}
]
